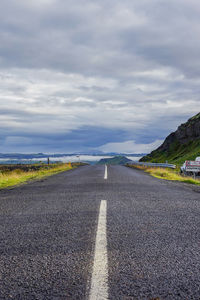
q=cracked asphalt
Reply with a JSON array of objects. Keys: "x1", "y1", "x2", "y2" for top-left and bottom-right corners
[{"x1": 0, "y1": 165, "x2": 200, "y2": 299}]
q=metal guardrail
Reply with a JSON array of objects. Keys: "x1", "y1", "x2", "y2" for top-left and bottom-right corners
[{"x1": 128, "y1": 161, "x2": 176, "y2": 169}]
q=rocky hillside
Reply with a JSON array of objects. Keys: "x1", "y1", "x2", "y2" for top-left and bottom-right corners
[{"x1": 140, "y1": 112, "x2": 200, "y2": 164}]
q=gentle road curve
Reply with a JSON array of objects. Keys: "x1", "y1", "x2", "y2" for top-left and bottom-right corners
[{"x1": 0, "y1": 165, "x2": 200, "y2": 299}]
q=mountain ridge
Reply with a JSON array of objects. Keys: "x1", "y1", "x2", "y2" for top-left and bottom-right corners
[
  {"x1": 140, "y1": 112, "x2": 200, "y2": 164},
  {"x1": 97, "y1": 156, "x2": 132, "y2": 165}
]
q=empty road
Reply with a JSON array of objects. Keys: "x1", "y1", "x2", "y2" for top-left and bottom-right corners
[{"x1": 0, "y1": 165, "x2": 200, "y2": 299}]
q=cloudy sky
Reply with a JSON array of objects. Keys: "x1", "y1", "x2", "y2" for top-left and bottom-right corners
[{"x1": 0, "y1": 0, "x2": 200, "y2": 153}]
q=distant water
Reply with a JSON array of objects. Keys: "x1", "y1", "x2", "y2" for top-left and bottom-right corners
[{"x1": 0, "y1": 155, "x2": 142, "y2": 165}]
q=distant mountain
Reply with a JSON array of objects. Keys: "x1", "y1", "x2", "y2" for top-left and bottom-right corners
[
  {"x1": 140, "y1": 112, "x2": 200, "y2": 164},
  {"x1": 0, "y1": 152, "x2": 146, "y2": 159},
  {"x1": 100, "y1": 153, "x2": 146, "y2": 157},
  {"x1": 97, "y1": 156, "x2": 132, "y2": 165},
  {"x1": 74, "y1": 151, "x2": 146, "y2": 156},
  {"x1": 0, "y1": 153, "x2": 47, "y2": 159}
]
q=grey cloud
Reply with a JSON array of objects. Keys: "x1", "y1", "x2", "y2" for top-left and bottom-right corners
[
  {"x1": 1, "y1": 0, "x2": 200, "y2": 80},
  {"x1": 0, "y1": 0, "x2": 200, "y2": 152}
]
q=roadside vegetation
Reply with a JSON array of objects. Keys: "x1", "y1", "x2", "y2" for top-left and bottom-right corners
[
  {"x1": 140, "y1": 139, "x2": 200, "y2": 165},
  {"x1": 0, "y1": 163, "x2": 77, "y2": 189},
  {"x1": 127, "y1": 164, "x2": 200, "y2": 186}
]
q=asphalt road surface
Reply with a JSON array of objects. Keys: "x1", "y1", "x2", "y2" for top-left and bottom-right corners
[{"x1": 0, "y1": 165, "x2": 200, "y2": 299}]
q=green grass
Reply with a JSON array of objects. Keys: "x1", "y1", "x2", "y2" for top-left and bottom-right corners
[
  {"x1": 141, "y1": 138, "x2": 200, "y2": 165},
  {"x1": 190, "y1": 112, "x2": 200, "y2": 121},
  {"x1": 0, "y1": 163, "x2": 75, "y2": 189},
  {"x1": 127, "y1": 165, "x2": 200, "y2": 185},
  {"x1": 140, "y1": 112, "x2": 200, "y2": 165}
]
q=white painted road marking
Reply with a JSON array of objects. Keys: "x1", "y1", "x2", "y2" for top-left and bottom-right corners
[
  {"x1": 89, "y1": 200, "x2": 108, "y2": 300},
  {"x1": 104, "y1": 164, "x2": 108, "y2": 180}
]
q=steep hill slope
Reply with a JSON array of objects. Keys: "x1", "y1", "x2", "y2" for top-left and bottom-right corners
[{"x1": 140, "y1": 113, "x2": 200, "y2": 164}]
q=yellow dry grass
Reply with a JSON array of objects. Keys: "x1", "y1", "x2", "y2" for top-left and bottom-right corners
[
  {"x1": 0, "y1": 163, "x2": 74, "y2": 189},
  {"x1": 128, "y1": 165, "x2": 200, "y2": 185}
]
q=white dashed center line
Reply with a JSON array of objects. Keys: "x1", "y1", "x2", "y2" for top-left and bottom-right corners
[
  {"x1": 104, "y1": 164, "x2": 108, "y2": 180},
  {"x1": 89, "y1": 200, "x2": 108, "y2": 300}
]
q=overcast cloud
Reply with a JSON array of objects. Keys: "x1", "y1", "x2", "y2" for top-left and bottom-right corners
[{"x1": 0, "y1": 0, "x2": 200, "y2": 153}]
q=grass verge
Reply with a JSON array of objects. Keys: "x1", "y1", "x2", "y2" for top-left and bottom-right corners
[
  {"x1": 127, "y1": 164, "x2": 200, "y2": 186},
  {"x1": 140, "y1": 138, "x2": 200, "y2": 165},
  {"x1": 0, "y1": 163, "x2": 75, "y2": 189}
]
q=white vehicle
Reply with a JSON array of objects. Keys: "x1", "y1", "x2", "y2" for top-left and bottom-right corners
[{"x1": 180, "y1": 160, "x2": 200, "y2": 176}]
